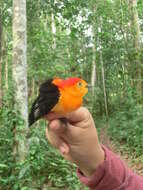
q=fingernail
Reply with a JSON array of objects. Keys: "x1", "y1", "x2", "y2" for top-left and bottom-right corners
[
  {"x1": 50, "y1": 121, "x2": 59, "y2": 130},
  {"x1": 59, "y1": 146, "x2": 66, "y2": 154}
]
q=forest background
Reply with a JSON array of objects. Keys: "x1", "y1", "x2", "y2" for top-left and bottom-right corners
[{"x1": 0, "y1": 0, "x2": 143, "y2": 189}]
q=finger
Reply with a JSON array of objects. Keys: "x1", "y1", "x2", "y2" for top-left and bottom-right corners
[
  {"x1": 45, "y1": 127, "x2": 69, "y2": 154},
  {"x1": 45, "y1": 107, "x2": 90, "y2": 123},
  {"x1": 48, "y1": 119, "x2": 68, "y2": 134}
]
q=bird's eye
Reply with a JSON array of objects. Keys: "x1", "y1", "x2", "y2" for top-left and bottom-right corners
[{"x1": 77, "y1": 81, "x2": 82, "y2": 87}]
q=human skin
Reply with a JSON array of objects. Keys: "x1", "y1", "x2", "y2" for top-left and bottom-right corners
[{"x1": 45, "y1": 107, "x2": 105, "y2": 177}]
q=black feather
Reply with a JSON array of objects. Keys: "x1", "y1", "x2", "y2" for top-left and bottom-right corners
[{"x1": 29, "y1": 79, "x2": 60, "y2": 126}]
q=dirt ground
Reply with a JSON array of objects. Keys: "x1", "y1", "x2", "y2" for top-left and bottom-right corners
[{"x1": 99, "y1": 127, "x2": 143, "y2": 177}]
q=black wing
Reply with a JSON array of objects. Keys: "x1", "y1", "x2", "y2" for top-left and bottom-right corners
[{"x1": 29, "y1": 79, "x2": 60, "y2": 126}]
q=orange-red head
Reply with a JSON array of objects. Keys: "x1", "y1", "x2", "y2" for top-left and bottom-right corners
[
  {"x1": 52, "y1": 77, "x2": 88, "y2": 98},
  {"x1": 51, "y1": 77, "x2": 88, "y2": 113}
]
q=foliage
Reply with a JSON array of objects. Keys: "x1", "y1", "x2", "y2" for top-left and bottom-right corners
[{"x1": 108, "y1": 90, "x2": 143, "y2": 157}]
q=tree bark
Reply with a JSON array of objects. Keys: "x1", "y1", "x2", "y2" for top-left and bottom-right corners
[
  {"x1": 0, "y1": 14, "x2": 3, "y2": 107},
  {"x1": 51, "y1": 6, "x2": 56, "y2": 49},
  {"x1": 100, "y1": 49, "x2": 108, "y2": 119},
  {"x1": 5, "y1": 55, "x2": 8, "y2": 90},
  {"x1": 12, "y1": 0, "x2": 29, "y2": 162},
  {"x1": 99, "y1": 17, "x2": 108, "y2": 119},
  {"x1": 3, "y1": 30, "x2": 9, "y2": 91},
  {"x1": 129, "y1": 0, "x2": 142, "y2": 97},
  {"x1": 91, "y1": 44, "x2": 96, "y2": 96}
]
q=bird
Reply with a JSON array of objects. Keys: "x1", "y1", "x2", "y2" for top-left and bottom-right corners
[{"x1": 29, "y1": 77, "x2": 88, "y2": 126}]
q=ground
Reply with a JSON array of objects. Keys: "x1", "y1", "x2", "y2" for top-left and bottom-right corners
[{"x1": 99, "y1": 127, "x2": 143, "y2": 177}]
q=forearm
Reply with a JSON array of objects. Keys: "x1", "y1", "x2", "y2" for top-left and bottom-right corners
[{"x1": 77, "y1": 146, "x2": 143, "y2": 190}]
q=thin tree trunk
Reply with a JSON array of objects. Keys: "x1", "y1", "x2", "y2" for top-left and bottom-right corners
[
  {"x1": 5, "y1": 56, "x2": 8, "y2": 90},
  {"x1": 100, "y1": 49, "x2": 108, "y2": 119},
  {"x1": 99, "y1": 17, "x2": 108, "y2": 119},
  {"x1": 12, "y1": 0, "x2": 29, "y2": 162},
  {"x1": 51, "y1": 9, "x2": 56, "y2": 49},
  {"x1": 0, "y1": 14, "x2": 3, "y2": 107},
  {"x1": 32, "y1": 78, "x2": 35, "y2": 96},
  {"x1": 3, "y1": 31, "x2": 9, "y2": 91},
  {"x1": 91, "y1": 44, "x2": 96, "y2": 96},
  {"x1": 129, "y1": 0, "x2": 142, "y2": 97}
]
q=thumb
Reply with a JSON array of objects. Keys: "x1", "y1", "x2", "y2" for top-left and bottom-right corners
[{"x1": 45, "y1": 107, "x2": 89, "y2": 123}]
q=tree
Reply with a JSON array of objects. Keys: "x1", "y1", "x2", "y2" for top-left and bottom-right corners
[
  {"x1": 0, "y1": 11, "x2": 2, "y2": 107},
  {"x1": 12, "y1": 0, "x2": 29, "y2": 161},
  {"x1": 129, "y1": 0, "x2": 142, "y2": 97},
  {"x1": 91, "y1": 44, "x2": 96, "y2": 96}
]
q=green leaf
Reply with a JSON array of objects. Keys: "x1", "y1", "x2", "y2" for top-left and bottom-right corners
[{"x1": 0, "y1": 163, "x2": 8, "y2": 168}]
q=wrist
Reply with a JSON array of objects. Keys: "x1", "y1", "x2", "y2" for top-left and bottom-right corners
[{"x1": 79, "y1": 144, "x2": 105, "y2": 177}]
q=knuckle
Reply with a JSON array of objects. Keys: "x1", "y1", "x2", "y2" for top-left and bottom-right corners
[{"x1": 81, "y1": 107, "x2": 90, "y2": 118}]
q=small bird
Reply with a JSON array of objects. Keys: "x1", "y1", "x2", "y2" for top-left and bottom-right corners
[{"x1": 29, "y1": 77, "x2": 88, "y2": 126}]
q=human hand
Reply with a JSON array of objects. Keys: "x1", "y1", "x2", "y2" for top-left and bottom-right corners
[{"x1": 45, "y1": 107, "x2": 105, "y2": 177}]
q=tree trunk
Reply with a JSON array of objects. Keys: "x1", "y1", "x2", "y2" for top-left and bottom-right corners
[
  {"x1": 12, "y1": 0, "x2": 29, "y2": 162},
  {"x1": 99, "y1": 17, "x2": 108, "y2": 119},
  {"x1": 5, "y1": 55, "x2": 8, "y2": 90},
  {"x1": 91, "y1": 44, "x2": 96, "y2": 96},
  {"x1": 129, "y1": 0, "x2": 142, "y2": 97},
  {"x1": 3, "y1": 30, "x2": 9, "y2": 91},
  {"x1": 100, "y1": 49, "x2": 108, "y2": 119},
  {"x1": 0, "y1": 14, "x2": 3, "y2": 107},
  {"x1": 32, "y1": 78, "x2": 35, "y2": 96},
  {"x1": 51, "y1": 7, "x2": 56, "y2": 49}
]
